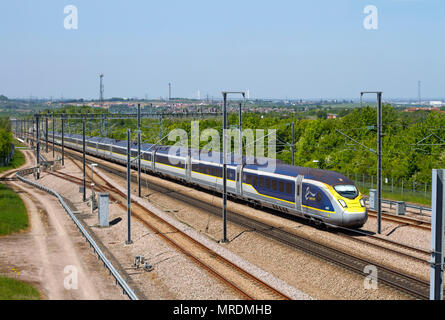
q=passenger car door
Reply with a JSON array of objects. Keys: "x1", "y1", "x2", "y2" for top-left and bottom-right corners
[{"x1": 295, "y1": 175, "x2": 303, "y2": 212}]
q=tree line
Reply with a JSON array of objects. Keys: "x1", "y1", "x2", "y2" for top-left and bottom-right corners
[{"x1": 51, "y1": 104, "x2": 445, "y2": 184}]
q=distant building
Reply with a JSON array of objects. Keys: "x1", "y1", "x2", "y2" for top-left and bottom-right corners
[
  {"x1": 327, "y1": 114, "x2": 338, "y2": 119},
  {"x1": 404, "y1": 107, "x2": 440, "y2": 112},
  {"x1": 429, "y1": 101, "x2": 444, "y2": 107}
]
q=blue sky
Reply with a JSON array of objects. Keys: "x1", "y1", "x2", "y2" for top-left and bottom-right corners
[{"x1": 0, "y1": 0, "x2": 443, "y2": 100}]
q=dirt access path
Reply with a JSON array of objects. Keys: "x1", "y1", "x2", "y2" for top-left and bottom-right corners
[{"x1": 0, "y1": 150, "x2": 126, "y2": 300}]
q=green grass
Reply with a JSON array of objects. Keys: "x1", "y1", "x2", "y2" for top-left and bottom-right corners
[
  {"x1": 0, "y1": 183, "x2": 29, "y2": 235},
  {"x1": 0, "y1": 150, "x2": 26, "y2": 174},
  {"x1": 12, "y1": 139, "x2": 27, "y2": 148},
  {"x1": 360, "y1": 186, "x2": 431, "y2": 207},
  {"x1": 0, "y1": 276, "x2": 40, "y2": 300}
]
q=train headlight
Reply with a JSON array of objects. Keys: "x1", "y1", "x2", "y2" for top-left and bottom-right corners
[
  {"x1": 338, "y1": 199, "x2": 347, "y2": 208},
  {"x1": 360, "y1": 199, "x2": 366, "y2": 207}
]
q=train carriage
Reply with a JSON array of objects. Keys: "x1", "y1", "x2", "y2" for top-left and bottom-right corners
[{"x1": 49, "y1": 131, "x2": 367, "y2": 228}]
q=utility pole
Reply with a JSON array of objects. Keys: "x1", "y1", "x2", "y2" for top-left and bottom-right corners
[
  {"x1": 292, "y1": 122, "x2": 295, "y2": 166},
  {"x1": 221, "y1": 91, "x2": 245, "y2": 243},
  {"x1": 126, "y1": 129, "x2": 133, "y2": 245},
  {"x1": 222, "y1": 93, "x2": 228, "y2": 243},
  {"x1": 82, "y1": 115, "x2": 86, "y2": 202},
  {"x1": 52, "y1": 111, "x2": 55, "y2": 158},
  {"x1": 377, "y1": 92, "x2": 382, "y2": 235},
  {"x1": 239, "y1": 102, "x2": 243, "y2": 164},
  {"x1": 168, "y1": 82, "x2": 171, "y2": 101},
  {"x1": 45, "y1": 113, "x2": 48, "y2": 153},
  {"x1": 430, "y1": 169, "x2": 445, "y2": 300},
  {"x1": 61, "y1": 112, "x2": 65, "y2": 166},
  {"x1": 137, "y1": 104, "x2": 141, "y2": 198},
  {"x1": 100, "y1": 73, "x2": 104, "y2": 107},
  {"x1": 35, "y1": 114, "x2": 40, "y2": 179},
  {"x1": 361, "y1": 91, "x2": 383, "y2": 234}
]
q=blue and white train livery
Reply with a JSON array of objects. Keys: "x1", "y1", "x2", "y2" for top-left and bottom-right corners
[{"x1": 51, "y1": 132, "x2": 368, "y2": 228}]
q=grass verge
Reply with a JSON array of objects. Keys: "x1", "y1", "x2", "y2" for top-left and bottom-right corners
[
  {"x1": 0, "y1": 276, "x2": 40, "y2": 300},
  {"x1": 0, "y1": 150, "x2": 26, "y2": 174},
  {"x1": 361, "y1": 187, "x2": 431, "y2": 206},
  {"x1": 0, "y1": 183, "x2": 29, "y2": 235},
  {"x1": 12, "y1": 139, "x2": 27, "y2": 148}
]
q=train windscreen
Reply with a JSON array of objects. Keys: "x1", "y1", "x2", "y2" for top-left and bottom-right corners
[{"x1": 334, "y1": 185, "x2": 358, "y2": 199}]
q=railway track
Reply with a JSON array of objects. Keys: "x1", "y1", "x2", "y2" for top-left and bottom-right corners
[
  {"x1": 367, "y1": 210, "x2": 431, "y2": 231},
  {"x1": 39, "y1": 145, "x2": 432, "y2": 300},
  {"x1": 63, "y1": 158, "x2": 291, "y2": 300}
]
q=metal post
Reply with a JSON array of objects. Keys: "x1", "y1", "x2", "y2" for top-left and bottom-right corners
[
  {"x1": 61, "y1": 112, "x2": 65, "y2": 166},
  {"x1": 82, "y1": 116, "x2": 86, "y2": 202},
  {"x1": 430, "y1": 169, "x2": 445, "y2": 300},
  {"x1": 222, "y1": 93, "x2": 228, "y2": 243},
  {"x1": 361, "y1": 91, "x2": 383, "y2": 234},
  {"x1": 292, "y1": 122, "x2": 295, "y2": 166},
  {"x1": 376, "y1": 92, "x2": 382, "y2": 234},
  {"x1": 159, "y1": 116, "x2": 163, "y2": 139},
  {"x1": 52, "y1": 112, "x2": 55, "y2": 158},
  {"x1": 33, "y1": 116, "x2": 35, "y2": 144},
  {"x1": 36, "y1": 114, "x2": 40, "y2": 179},
  {"x1": 137, "y1": 104, "x2": 141, "y2": 198},
  {"x1": 126, "y1": 129, "x2": 133, "y2": 245},
  {"x1": 239, "y1": 102, "x2": 242, "y2": 164},
  {"x1": 45, "y1": 114, "x2": 48, "y2": 153}
]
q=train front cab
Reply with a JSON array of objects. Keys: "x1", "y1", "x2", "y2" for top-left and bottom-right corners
[{"x1": 326, "y1": 183, "x2": 368, "y2": 228}]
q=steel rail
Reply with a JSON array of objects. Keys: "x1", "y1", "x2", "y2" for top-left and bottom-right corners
[
  {"x1": 15, "y1": 166, "x2": 139, "y2": 300},
  {"x1": 367, "y1": 210, "x2": 431, "y2": 231},
  {"x1": 67, "y1": 157, "x2": 291, "y2": 300},
  {"x1": 36, "y1": 140, "x2": 433, "y2": 299}
]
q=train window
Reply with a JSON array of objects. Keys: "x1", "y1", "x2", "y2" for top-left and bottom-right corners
[
  {"x1": 279, "y1": 182, "x2": 284, "y2": 193},
  {"x1": 286, "y1": 183, "x2": 292, "y2": 195},
  {"x1": 334, "y1": 185, "x2": 358, "y2": 199},
  {"x1": 252, "y1": 176, "x2": 257, "y2": 186},
  {"x1": 266, "y1": 178, "x2": 271, "y2": 189},
  {"x1": 247, "y1": 175, "x2": 252, "y2": 185},
  {"x1": 259, "y1": 177, "x2": 264, "y2": 188},
  {"x1": 272, "y1": 180, "x2": 277, "y2": 191}
]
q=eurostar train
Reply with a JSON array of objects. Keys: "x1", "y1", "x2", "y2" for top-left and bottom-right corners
[{"x1": 52, "y1": 132, "x2": 367, "y2": 228}]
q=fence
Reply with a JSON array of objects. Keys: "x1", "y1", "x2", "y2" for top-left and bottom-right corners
[
  {"x1": 15, "y1": 166, "x2": 139, "y2": 300},
  {"x1": 345, "y1": 172, "x2": 432, "y2": 202},
  {"x1": 0, "y1": 144, "x2": 15, "y2": 166}
]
